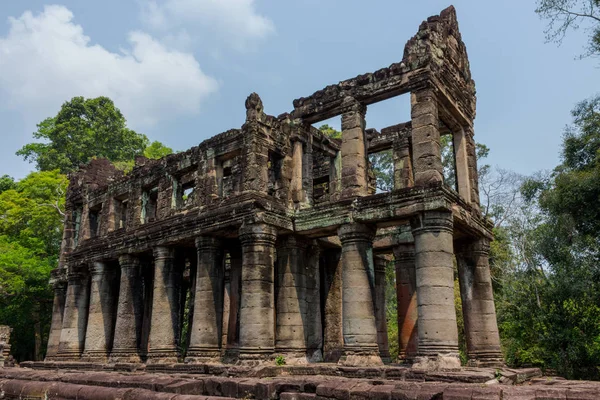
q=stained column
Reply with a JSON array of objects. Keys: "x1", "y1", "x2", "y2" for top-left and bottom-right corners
[
  {"x1": 110, "y1": 254, "x2": 144, "y2": 363},
  {"x1": 45, "y1": 274, "x2": 67, "y2": 360},
  {"x1": 322, "y1": 249, "x2": 343, "y2": 362},
  {"x1": 186, "y1": 237, "x2": 224, "y2": 362},
  {"x1": 238, "y1": 223, "x2": 277, "y2": 362},
  {"x1": 410, "y1": 89, "x2": 443, "y2": 185},
  {"x1": 394, "y1": 243, "x2": 418, "y2": 362},
  {"x1": 373, "y1": 256, "x2": 390, "y2": 363},
  {"x1": 225, "y1": 247, "x2": 242, "y2": 357},
  {"x1": 340, "y1": 97, "x2": 368, "y2": 199},
  {"x1": 82, "y1": 261, "x2": 117, "y2": 361},
  {"x1": 411, "y1": 211, "x2": 460, "y2": 368},
  {"x1": 276, "y1": 236, "x2": 309, "y2": 362},
  {"x1": 56, "y1": 265, "x2": 90, "y2": 360},
  {"x1": 457, "y1": 238, "x2": 504, "y2": 367},
  {"x1": 337, "y1": 223, "x2": 382, "y2": 366},
  {"x1": 147, "y1": 247, "x2": 181, "y2": 363}
]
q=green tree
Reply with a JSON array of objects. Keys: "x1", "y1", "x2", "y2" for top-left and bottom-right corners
[
  {"x1": 0, "y1": 170, "x2": 67, "y2": 361},
  {"x1": 536, "y1": 0, "x2": 600, "y2": 57},
  {"x1": 17, "y1": 97, "x2": 148, "y2": 174},
  {"x1": 144, "y1": 141, "x2": 174, "y2": 160},
  {"x1": 493, "y1": 97, "x2": 600, "y2": 379}
]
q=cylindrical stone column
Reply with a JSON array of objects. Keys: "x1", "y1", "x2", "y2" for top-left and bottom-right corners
[
  {"x1": 56, "y1": 265, "x2": 90, "y2": 360},
  {"x1": 45, "y1": 276, "x2": 67, "y2": 360},
  {"x1": 337, "y1": 223, "x2": 382, "y2": 366},
  {"x1": 110, "y1": 254, "x2": 144, "y2": 363},
  {"x1": 221, "y1": 265, "x2": 231, "y2": 353},
  {"x1": 147, "y1": 246, "x2": 182, "y2": 363},
  {"x1": 225, "y1": 247, "x2": 242, "y2": 357},
  {"x1": 238, "y1": 223, "x2": 277, "y2": 362},
  {"x1": 411, "y1": 211, "x2": 460, "y2": 368},
  {"x1": 305, "y1": 242, "x2": 323, "y2": 362},
  {"x1": 393, "y1": 244, "x2": 418, "y2": 363},
  {"x1": 82, "y1": 261, "x2": 117, "y2": 361},
  {"x1": 186, "y1": 237, "x2": 224, "y2": 362},
  {"x1": 373, "y1": 256, "x2": 390, "y2": 363},
  {"x1": 275, "y1": 236, "x2": 310, "y2": 362},
  {"x1": 457, "y1": 238, "x2": 504, "y2": 367},
  {"x1": 322, "y1": 249, "x2": 343, "y2": 362}
]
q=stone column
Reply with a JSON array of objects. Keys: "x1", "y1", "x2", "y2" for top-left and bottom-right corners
[
  {"x1": 322, "y1": 249, "x2": 343, "y2": 362},
  {"x1": 110, "y1": 255, "x2": 144, "y2": 363},
  {"x1": 337, "y1": 223, "x2": 382, "y2": 366},
  {"x1": 411, "y1": 211, "x2": 460, "y2": 369},
  {"x1": 305, "y1": 242, "x2": 323, "y2": 362},
  {"x1": 147, "y1": 247, "x2": 182, "y2": 363},
  {"x1": 56, "y1": 265, "x2": 90, "y2": 360},
  {"x1": 464, "y1": 126, "x2": 481, "y2": 211},
  {"x1": 340, "y1": 97, "x2": 368, "y2": 199},
  {"x1": 221, "y1": 265, "x2": 231, "y2": 353},
  {"x1": 393, "y1": 244, "x2": 418, "y2": 362},
  {"x1": 456, "y1": 239, "x2": 504, "y2": 367},
  {"x1": 45, "y1": 276, "x2": 67, "y2": 360},
  {"x1": 453, "y1": 128, "x2": 471, "y2": 203},
  {"x1": 186, "y1": 237, "x2": 224, "y2": 362},
  {"x1": 82, "y1": 261, "x2": 117, "y2": 361},
  {"x1": 410, "y1": 89, "x2": 443, "y2": 185},
  {"x1": 225, "y1": 247, "x2": 242, "y2": 358},
  {"x1": 291, "y1": 141, "x2": 304, "y2": 205},
  {"x1": 373, "y1": 256, "x2": 390, "y2": 363},
  {"x1": 238, "y1": 223, "x2": 277, "y2": 362},
  {"x1": 276, "y1": 236, "x2": 309, "y2": 362},
  {"x1": 393, "y1": 135, "x2": 414, "y2": 190}
]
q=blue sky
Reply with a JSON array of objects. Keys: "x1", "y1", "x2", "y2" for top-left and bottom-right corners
[{"x1": 0, "y1": 0, "x2": 596, "y2": 179}]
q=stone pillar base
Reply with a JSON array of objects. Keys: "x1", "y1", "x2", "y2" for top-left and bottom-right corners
[
  {"x1": 411, "y1": 354, "x2": 461, "y2": 371},
  {"x1": 274, "y1": 348, "x2": 323, "y2": 365},
  {"x1": 80, "y1": 351, "x2": 108, "y2": 363},
  {"x1": 185, "y1": 347, "x2": 222, "y2": 364},
  {"x1": 146, "y1": 350, "x2": 179, "y2": 365},
  {"x1": 338, "y1": 346, "x2": 383, "y2": 366},
  {"x1": 109, "y1": 351, "x2": 142, "y2": 364},
  {"x1": 467, "y1": 351, "x2": 505, "y2": 368},
  {"x1": 237, "y1": 347, "x2": 274, "y2": 366}
]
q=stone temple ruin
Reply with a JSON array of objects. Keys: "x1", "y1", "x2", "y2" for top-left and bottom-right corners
[{"x1": 43, "y1": 6, "x2": 503, "y2": 370}]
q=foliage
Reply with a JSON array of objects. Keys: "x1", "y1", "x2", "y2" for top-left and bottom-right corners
[
  {"x1": 492, "y1": 96, "x2": 600, "y2": 380},
  {"x1": 144, "y1": 141, "x2": 174, "y2": 160},
  {"x1": 0, "y1": 170, "x2": 67, "y2": 361},
  {"x1": 17, "y1": 96, "x2": 148, "y2": 174},
  {"x1": 275, "y1": 355, "x2": 286, "y2": 366},
  {"x1": 318, "y1": 124, "x2": 341, "y2": 139},
  {"x1": 536, "y1": 0, "x2": 600, "y2": 57}
]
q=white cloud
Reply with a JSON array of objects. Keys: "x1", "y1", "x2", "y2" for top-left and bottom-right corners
[
  {"x1": 140, "y1": 0, "x2": 275, "y2": 51},
  {"x1": 0, "y1": 5, "x2": 218, "y2": 128}
]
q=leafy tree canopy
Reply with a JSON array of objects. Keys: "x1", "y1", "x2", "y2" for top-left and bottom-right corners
[
  {"x1": 0, "y1": 170, "x2": 67, "y2": 361},
  {"x1": 17, "y1": 97, "x2": 155, "y2": 174}
]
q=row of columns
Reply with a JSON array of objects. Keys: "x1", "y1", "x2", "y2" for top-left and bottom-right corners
[{"x1": 46, "y1": 217, "x2": 502, "y2": 367}]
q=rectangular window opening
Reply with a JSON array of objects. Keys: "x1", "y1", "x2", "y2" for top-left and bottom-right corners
[
  {"x1": 440, "y1": 133, "x2": 458, "y2": 192},
  {"x1": 89, "y1": 204, "x2": 102, "y2": 238},
  {"x1": 268, "y1": 152, "x2": 284, "y2": 197},
  {"x1": 368, "y1": 149, "x2": 394, "y2": 193},
  {"x1": 142, "y1": 186, "x2": 158, "y2": 224}
]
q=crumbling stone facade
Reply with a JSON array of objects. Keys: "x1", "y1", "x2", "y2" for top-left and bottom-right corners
[{"x1": 44, "y1": 6, "x2": 502, "y2": 369}]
